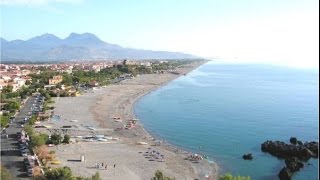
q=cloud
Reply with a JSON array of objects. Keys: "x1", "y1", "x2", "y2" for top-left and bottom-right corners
[{"x1": 0, "y1": 0, "x2": 83, "y2": 6}]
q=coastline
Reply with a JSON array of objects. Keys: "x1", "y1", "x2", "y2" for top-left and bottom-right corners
[{"x1": 45, "y1": 60, "x2": 219, "y2": 179}]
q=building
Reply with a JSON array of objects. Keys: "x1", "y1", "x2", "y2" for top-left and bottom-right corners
[{"x1": 49, "y1": 76, "x2": 63, "y2": 85}]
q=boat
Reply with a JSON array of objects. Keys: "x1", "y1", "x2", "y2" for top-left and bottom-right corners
[
  {"x1": 87, "y1": 127, "x2": 96, "y2": 130},
  {"x1": 105, "y1": 136, "x2": 113, "y2": 140},
  {"x1": 97, "y1": 138, "x2": 108, "y2": 142},
  {"x1": 137, "y1": 142, "x2": 148, "y2": 145},
  {"x1": 95, "y1": 135, "x2": 105, "y2": 139},
  {"x1": 51, "y1": 160, "x2": 61, "y2": 165},
  {"x1": 115, "y1": 119, "x2": 122, "y2": 122}
]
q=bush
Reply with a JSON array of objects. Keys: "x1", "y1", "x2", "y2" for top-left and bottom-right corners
[
  {"x1": 31, "y1": 134, "x2": 48, "y2": 148},
  {"x1": 152, "y1": 170, "x2": 175, "y2": 180},
  {"x1": 44, "y1": 166, "x2": 73, "y2": 180},
  {"x1": 62, "y1": 134, "x2": 70, "y2": 144},
  {"x1": 219, "y1": 173, "x2": 251, "y2": 180},
  {"x1": 51, "y1": 133, "x2": 62, "y2": 145},
  {"x1": 1, "y1": 165, "x2": 13, "y2": 180},
  {"x1": 0, "y1": 115, "x2": 10, "y2": 128}
]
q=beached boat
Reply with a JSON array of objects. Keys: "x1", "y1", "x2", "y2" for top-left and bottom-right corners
[
  {"x1": 95, "y1": 135, "x2": 105, "y2": 139},
  {"x1": 51, "y1": 160, "x2": 61, "y2": 165},
  {"x1": 137, "y1": 142, "x2": 148, "y2": 145}
]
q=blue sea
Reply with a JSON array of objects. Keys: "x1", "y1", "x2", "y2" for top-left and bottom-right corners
[{"x1": 134, "y1": 61, "x2": 319, "y2": 180}]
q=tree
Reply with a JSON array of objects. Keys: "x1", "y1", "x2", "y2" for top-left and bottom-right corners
[
  {"x1": 24, "y1": 124, "x2": 34, "y2": 136},
  {"x1": 62, "y1": 134, "x2": 70, "y2": 144},
  {"x1": 91, "y1": 172, "x2": 101, "y2": 180},
  {"x1": 44, "y1": 166, "x2": 73, "y2": 180},
  {"x1": 2, "y1": 86, "x2": 13, "y2": 93},
  {"x1": 219, "y1": 173, "x2": 251, "y2": 180},
  {"x1": 0, "y1": 115, "x2": 10, "y2": 128},
  {"x1": 51, "y1": 133, "x2": 62, "y2": 145},
  {"x1": 4, "y1": 101, "x2": 20, "y2": 112},
  {"x1": 152, "y1": 170, "x2": 175, "y2": 180},
  {"x1": 31, "y1": 134, "x2": 47, "y2": 148},
  {"x1": 1, "y1": 165, "x2": 13, "y2": 180},
  {"x1": 27, "y1": 115, "x2": 37, "y2": 125}
]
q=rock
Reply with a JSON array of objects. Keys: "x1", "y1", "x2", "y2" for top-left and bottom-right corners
[
  {"x1": 278, "y1": 167, "x2": 292, "y2": 180},
  {"x1": 285, "y1": 157, "x2": 304, "y2": 172},
  {"x1": 242, "y1": 153, "x2": 253, "y2": 160},
  {"x1": 261, "y1": 139, "x2": 318, "y2": 160},
  {"x1": 290, "y1": 137, "x2": 297, "y2": 145}
]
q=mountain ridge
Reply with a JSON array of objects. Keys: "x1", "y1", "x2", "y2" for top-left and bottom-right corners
[{"x1": 1, "y1": 33, "x2": 196, "y2": 61}]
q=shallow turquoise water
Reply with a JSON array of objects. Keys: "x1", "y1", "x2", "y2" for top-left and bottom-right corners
[{"x1": 134, "y1": 62, "x2": 319, "y2": 180}]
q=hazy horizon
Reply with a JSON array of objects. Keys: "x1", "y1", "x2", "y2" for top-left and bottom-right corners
[{"x1": 1, "y1": 0, "x2": 319, "y2": 68}]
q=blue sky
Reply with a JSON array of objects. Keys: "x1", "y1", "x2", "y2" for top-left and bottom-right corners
[{"x1": 1, "y1": 0, "x2": 319, "y2": 68}]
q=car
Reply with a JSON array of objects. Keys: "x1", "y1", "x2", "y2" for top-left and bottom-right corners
[{"x1": 20, "y1": 147, "x2": 27, "y2": 151}]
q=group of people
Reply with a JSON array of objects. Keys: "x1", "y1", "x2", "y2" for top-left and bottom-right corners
[{"x1": 94, "y1": 163, "x2": 116, "y2": 170}]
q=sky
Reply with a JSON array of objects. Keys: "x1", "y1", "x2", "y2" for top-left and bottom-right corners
[{"x1": 0, "y1": 0, "x2": 319, "y2": 68}]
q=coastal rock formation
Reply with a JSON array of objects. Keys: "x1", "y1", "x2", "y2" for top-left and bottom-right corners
[
  {"x1": 278, "y1": 167, "x2": 292, "y2": 180},
  {"x1": 262, "y1": 138, "x2": 318, "y2": 180},
  {"x1": 242, "y1": 153, "x2": 253, "y2": 160},
  {"x1": 290, "y1": 137, "x2": 297, "y2": 145},
  {"x1": 285, "y1": 157, "x2": 304, "y2": 172},
  {"x1": 261, "y1": 140, "x2": 318, "y2": 160}
]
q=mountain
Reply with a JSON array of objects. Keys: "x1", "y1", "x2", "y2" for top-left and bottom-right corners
[{"x1": 0, "y1": 33, "x2": 196, "y2": 61}]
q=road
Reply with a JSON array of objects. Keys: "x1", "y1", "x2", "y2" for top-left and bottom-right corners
[{"x1": 1, "y1": 96, "x2": 38, "y2": 179}]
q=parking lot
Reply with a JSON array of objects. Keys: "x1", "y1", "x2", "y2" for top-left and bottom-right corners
[{"x1": 1, "y1": 94, "x2": 44, "y2": 179}]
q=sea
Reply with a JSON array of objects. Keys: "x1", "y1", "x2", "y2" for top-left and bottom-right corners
[{"x1": 134, "y1": 61, "x2": 319, "y2": 180}]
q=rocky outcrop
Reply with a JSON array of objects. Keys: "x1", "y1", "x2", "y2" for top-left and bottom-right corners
[
  {"x1": 262, "y1": 138, "x2": 318, "y2": 180},
  {"x1": 285, "y1": 157, "x2": 304, "y2": 172},
  {"x1": 278, "y1": 167, "x2": 292, "y2": 180},
  {"x1": 242, "y1": 153, "x2": 253, "y2": 160},
  {"x1": 261, "y1": 140, "x2": 318, "y2": 160},
  {"x1": 290, "y1": 137, "x2": 297, "y2": 145}
]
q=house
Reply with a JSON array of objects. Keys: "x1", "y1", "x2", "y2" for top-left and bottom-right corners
[{"x1": 49, "y1": 76, "x2": 63, "y2": 85}]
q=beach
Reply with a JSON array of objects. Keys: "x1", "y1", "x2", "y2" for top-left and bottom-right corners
[{"x1": 40, "y1": 61, "x2": 218, "y2": 180}]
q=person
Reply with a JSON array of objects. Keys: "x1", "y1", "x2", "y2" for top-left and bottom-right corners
[
  {"x1": 102, "y1": 163, "x2": 104, "y2": 167},
  {"x1": 105, "y1": 164, "x2": 107, "y2": 170},
  {"x1": 114, "y1": 164, "x2": 116, "y2": 168}
]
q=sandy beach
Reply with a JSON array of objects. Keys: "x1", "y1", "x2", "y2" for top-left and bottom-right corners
[{"x1": 39, "y1": 61, "x2": 218, "y2": 180}]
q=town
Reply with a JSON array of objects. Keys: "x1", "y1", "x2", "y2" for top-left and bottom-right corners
[{"x1": 0, "y1": 59, "x2": 205, "y2": 179}]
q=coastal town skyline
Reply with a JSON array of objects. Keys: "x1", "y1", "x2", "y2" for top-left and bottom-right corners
[{"x1": 1, "y1": 0, "x2": 319, "y2": 68}]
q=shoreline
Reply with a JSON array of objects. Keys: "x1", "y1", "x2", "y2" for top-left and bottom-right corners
[{"x1": 45, "y1": 60, "x2": 219, "y2": 179}]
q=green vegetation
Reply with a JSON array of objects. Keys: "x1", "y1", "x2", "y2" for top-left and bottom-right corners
[
  {"x1": 219, "y1": 173, "x2": 251, "y2": 180},
  {"x1": 50, "y1": 133, "x2": 63, "y2": 145},
  {"x1": 34, "y1": 167, "x2": 101, "y2": 180},
  {"x1": 4, "y1": 100, "x2": 20, "y2": 113},
  {"x1": 43, "y1": 166, "x2": 73, "y2": 180},
  {"x1": 27, "y1": 115, "x2": 37, "y2": 125},
  {"x1": 31, "y1": 133, "x2": 49, "y2": 148},
  {"x1": 151, "y1": 170, "x2": 175, "y2": 180},
  {"x1": 0, "y1": 115, "x2": 10, "y2": 128},
  {"x1": 1, "y1": 165, "x2": 13, "y2": 180},
  {"x1": 62, "y1": 134, "x2": 70, "y2": 144}
]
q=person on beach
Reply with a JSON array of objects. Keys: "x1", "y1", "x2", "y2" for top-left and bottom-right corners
[{"x1": 105, "y1": 164, "x2": 107, "y2": 170}]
